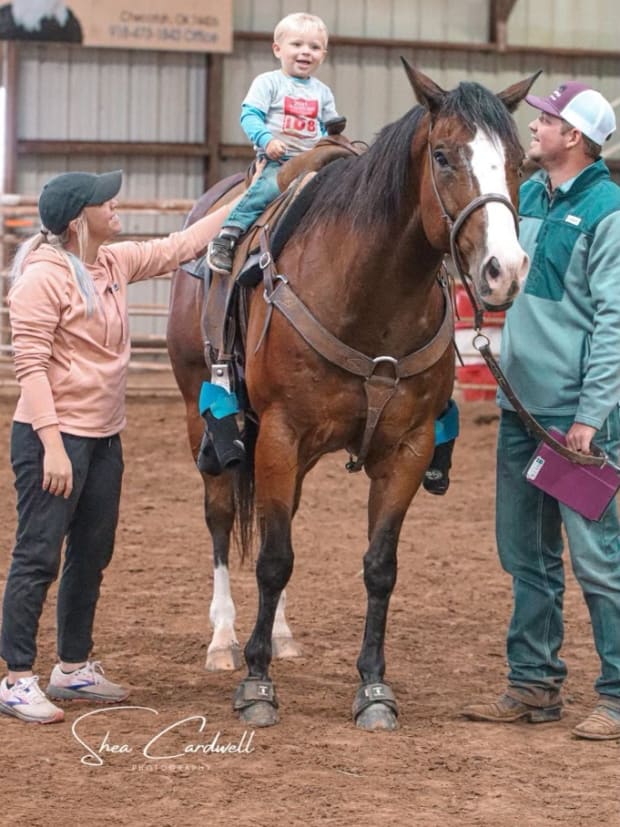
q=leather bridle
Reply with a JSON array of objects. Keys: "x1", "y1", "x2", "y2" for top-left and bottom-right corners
[{"x1": 426, "y1": 137, "x2": 519, "y2": 330}]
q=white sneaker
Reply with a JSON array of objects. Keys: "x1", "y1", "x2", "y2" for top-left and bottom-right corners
[
  {"x1": 0, "y1": 675, "x2": 64, "y2": 724},
  {"x1": 47, "y1": 661, "x2": 129, "y2": 703}
]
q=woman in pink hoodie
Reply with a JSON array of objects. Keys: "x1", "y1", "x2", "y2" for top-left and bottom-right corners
[{"x1": 0, "y1": 169, "x2": 232, "y2": 724}]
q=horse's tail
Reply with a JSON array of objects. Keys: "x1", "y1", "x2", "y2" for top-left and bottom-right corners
[{"x1": 233, "y1": 413, "x2": 257, "y2": 563}]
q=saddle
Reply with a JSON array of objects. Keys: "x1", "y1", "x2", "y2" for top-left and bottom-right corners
[{"x1": 200, "y1": 126, "x2": 366, "y2": 369}]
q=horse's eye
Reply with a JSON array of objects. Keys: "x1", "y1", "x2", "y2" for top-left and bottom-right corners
[{"x1": 433, "y1": 150, "x2": 449, "y2": 168}]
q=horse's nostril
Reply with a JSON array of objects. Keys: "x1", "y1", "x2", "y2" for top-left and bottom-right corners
[{"x1": 486, "y1": 256, "x2": 501, "y2": 279}]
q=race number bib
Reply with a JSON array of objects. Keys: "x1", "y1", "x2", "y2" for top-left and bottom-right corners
[{"x1": 282, "y1": 96, "x2": 319, "y2": 139}]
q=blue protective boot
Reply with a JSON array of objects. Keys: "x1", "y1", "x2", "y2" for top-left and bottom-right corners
[{"x1": 197, "y1": 411, "x2": 245, "y2": 476}]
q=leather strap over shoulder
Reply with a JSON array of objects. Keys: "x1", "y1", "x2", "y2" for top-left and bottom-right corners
[
  {"x1": 258, "y1": 227, "x2": 453, "y2": 380},
  {"x1": 256, "y1": 226, "x2": 454, "y2": 471}
]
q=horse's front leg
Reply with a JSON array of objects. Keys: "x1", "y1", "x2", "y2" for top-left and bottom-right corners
[
  {"x1": 234, "y1": 415, "x2": 299, "y2": 727},
  {"x1": 354, "y1": 431, "x2": 433, "y2": 731}
]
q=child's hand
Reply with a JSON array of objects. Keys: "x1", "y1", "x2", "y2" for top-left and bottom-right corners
[{"x1": 265, "y1": 139, "x2": 287, "y2": 160}]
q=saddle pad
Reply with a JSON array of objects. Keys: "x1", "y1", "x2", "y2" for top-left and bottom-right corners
[{"x1": 524, "y1": 428, "x2": 620, "y2": 521}]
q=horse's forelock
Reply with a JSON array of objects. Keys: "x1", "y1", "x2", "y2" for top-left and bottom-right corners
[{"x1": 440, "y1": 82, "x2": 523, "y2": 159}]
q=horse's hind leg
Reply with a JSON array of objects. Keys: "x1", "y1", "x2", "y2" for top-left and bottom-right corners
[
  {"x1": 182, "y1": 401, "x2": 241, "y2": 671},
  {"x1": 272, "y1": 588, "x2": 303, "y2": 659},
  {"x1": 203, "y1": 473, "x2": 243, "y2": 671}
]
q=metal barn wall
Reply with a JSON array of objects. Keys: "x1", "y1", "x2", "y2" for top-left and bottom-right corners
[
  {"x1": 232, "y1": 0, "x2": 490, "y2": 41},
  {"x1": 10, "y1": 43, "x2": 209, "y2": 339},
  {"x1": 220, "y1": 0, "x2": 620, "y2": 177},
  {"x1": 16, "y1": 43, "x2": 206, "y2": 234},
  {"x1": 5, "y1": 1, "x2": 620, "y2": 341},
  {"x1": 507, "y1": 0, "x2": 619, "y2": 50}
]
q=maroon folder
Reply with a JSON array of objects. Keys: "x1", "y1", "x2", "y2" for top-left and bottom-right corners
[{"x1": 524, "y1": 428, "x2": 620, "y2": 521}]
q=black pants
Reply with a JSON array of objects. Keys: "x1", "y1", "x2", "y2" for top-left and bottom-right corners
[{"x1": 1, "y1": 423, "x2": 123, "y2": 671}]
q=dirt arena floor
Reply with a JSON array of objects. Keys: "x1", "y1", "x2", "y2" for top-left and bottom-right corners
[{"x1": 0, "y1": 383, "x2": 618, "y2": 826}]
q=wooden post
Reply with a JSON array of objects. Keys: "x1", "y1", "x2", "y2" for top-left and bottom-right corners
[
  {"x1": 489, "y1": 0, "x2": 518, "y2": 52},
  {"x1": 205, "y1": 52, "x2": 223, "y2": 190},
  {"x1": 2, "y1": 41, "x2": 18, "y2": 194}
]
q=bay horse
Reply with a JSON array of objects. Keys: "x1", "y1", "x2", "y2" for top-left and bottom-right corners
[{"x1": 167, "y1": 62, "x2": 538, "y2": 730}]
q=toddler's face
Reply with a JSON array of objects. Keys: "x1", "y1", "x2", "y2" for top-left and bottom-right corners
[{"x1": 273, "y1": 28, "x2": 327, "y2": 78}]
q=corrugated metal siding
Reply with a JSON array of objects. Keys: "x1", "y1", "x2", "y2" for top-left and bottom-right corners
[
  {"x1": 17, "y1": 43, "x2": 206, "y2": 234},
  {"x1": 232, "y1": 0, "x2": 490, "y2": 42},
  {"x1": 508, "y1": 0, "x2": 620, "y2": 50},
  {"x1": 9, "y1": 3, "x2": 620, "y2": 340},
  {"x1": 19, "y1": 44, "x2": 206, "y2": 143},
  {"x1": 15, "y1": 44, "x2": 207, "y2": 337},
  {"x1": 220, "y1": 33, "x2": 620, "y2": 180}
]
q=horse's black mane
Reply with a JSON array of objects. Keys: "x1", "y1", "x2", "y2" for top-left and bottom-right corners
[
  {"x1": 301, "y1": 105, "x2": 425, "y2": 233},
  {"x1": 301, "y1": 81, "x2": 523, "y2": 232}
]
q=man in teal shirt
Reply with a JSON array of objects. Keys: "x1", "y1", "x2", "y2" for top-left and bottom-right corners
[{"x1": 464, "y1": 81, "x2": 620, "y2": 740}]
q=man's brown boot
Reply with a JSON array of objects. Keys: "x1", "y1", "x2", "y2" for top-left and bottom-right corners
[
  {"x1": 463, "y1": 692, "x2": 562, "y2": 723},
  {"x1": 572, "y1": 701, "x2": 620, "y2": 740}
]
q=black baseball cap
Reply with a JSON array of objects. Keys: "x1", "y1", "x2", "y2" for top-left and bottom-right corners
[{"x1": 38, "y1": 170, "x2": 123, "y2": 235}]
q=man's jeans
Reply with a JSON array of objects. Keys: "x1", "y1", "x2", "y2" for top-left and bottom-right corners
[
  {"x1": 1, "y1": 423, "x2": 123, "y2": 671},
  {"x1": 496, "y1": 408, "x2": 620, "y2": 699},
  {"x1": 225, "y1": 160, "x2": 282, "y2": 232}
]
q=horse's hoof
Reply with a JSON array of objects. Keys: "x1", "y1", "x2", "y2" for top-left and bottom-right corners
[
  {"x1": 352, "y1": 682, "x2": 399, "y2": 731},
  {"x1": 355, "y1": 703, "x2": 399, "y2": 731},
  {"x1": 272, "y1": 636, "x2": 303, "y2": 659},
  {"x1": 233, "y1": 677, "x2": 279, "y2": 727},
  {"x1": 238, "y1": 701, "x2": 279, "y2": 727},
  {"x1": 205, "y1": 643, "x2": 243, "y2": 672}
]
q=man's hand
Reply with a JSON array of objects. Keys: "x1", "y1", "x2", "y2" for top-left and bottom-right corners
[{"x1": 566, "y1": 422, "x2": 597, "y2": 455}]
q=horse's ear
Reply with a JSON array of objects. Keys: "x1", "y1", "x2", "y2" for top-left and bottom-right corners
[
  {"x1": 400, "y1": 57, "x2": 446, "y2": 115},
  {"x1": 497, "y1": 69, "x2": 543, "y2": 113}
]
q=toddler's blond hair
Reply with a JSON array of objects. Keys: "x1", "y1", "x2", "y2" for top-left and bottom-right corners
[{"x1": 274, "y1": 12, "x2": 329, "y2": 47}]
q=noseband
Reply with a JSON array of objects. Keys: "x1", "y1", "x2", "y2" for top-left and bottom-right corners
[{"x1": 426, "y1": 137, "x2": 519, "y2": 329}]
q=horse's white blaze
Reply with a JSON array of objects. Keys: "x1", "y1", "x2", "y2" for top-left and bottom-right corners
[
  {"x1": 468, "y1": 128, "x2": 529, "y2": 297},
  {"x1": 208, "y1": 565, "x2": 238, "y2": 652}
]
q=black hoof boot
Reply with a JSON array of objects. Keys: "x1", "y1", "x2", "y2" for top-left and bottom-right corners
[
  {"x1": 423, "y1": 439, "x2": 455, "y2": 495},
  {"x1": 197, "y1": 411, "x2": 245, "y2": 476}
]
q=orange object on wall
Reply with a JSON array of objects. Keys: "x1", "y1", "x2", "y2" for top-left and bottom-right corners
[{"x1": 454, "y1": 285, "x2": 505, "y2": 401}]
